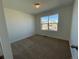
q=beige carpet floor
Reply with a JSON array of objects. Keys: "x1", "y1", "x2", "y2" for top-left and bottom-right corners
[{"x1": 11, "y1": 35, "x2": 71, "y2": 59}]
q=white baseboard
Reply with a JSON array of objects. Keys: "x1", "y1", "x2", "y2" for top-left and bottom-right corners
[{"x1": 10, "y1": 33, "x2": 35, "y2": 43}]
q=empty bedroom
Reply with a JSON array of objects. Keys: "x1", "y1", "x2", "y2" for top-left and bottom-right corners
[{"x1": 0, "y1": 0, "x2": 78, "y2": 59}]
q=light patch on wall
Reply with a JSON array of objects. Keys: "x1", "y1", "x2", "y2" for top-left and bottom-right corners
[{"x1": 4, "y1": 8, "x2": 35, "y2": 43}]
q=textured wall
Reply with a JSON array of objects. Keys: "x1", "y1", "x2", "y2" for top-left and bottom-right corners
[
  {"x1": 35, "y1": 5, "x2": 73, "y2": 41},
  {"x1": 4, "y1": 8, "x2": 35, "y2": 43},
  {"x1": 70, "y1": 0, "x2": 78, "y2": 46},
  {"x1": 0, "y1": 0, "x2": 13, "y2": 59}
]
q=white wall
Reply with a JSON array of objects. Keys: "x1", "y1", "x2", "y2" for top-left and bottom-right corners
[
  {"x1": 4, "y1": 8, "x2": 35, "y2": 43},
  {"x1": 35, "y1": 5, "x2": 73, "y2": 41},
  {"x1": 70, "y1": 1, "x2": 78, "y2": 59},
  {"x1": 70, "y1": 0, "x2": 78, "y2": 46},
  {"x1": 0, "y1": 0, "x2": 13, "y2": 59}
]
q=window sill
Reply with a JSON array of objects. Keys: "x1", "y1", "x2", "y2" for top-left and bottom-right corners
[{"x1": 41, "y1": 30, "x2": 58, "y2": 32}]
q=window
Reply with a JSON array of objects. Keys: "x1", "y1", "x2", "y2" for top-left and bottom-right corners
[
  {"x1": 41, "y1": 13, "x2": 59, "y2": 31},
  {"x1": 41, "y1": 16, "x2": 49, "y2": 30}
]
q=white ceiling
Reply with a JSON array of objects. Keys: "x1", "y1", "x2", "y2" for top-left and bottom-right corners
[{"x1": 3, "y1": 0, "x2": 74, "y2": 15}]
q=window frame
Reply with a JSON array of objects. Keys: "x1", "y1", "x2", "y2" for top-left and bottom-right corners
[{"x1": 40, "y1": 13, "x2": 59, "y2": 32}]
